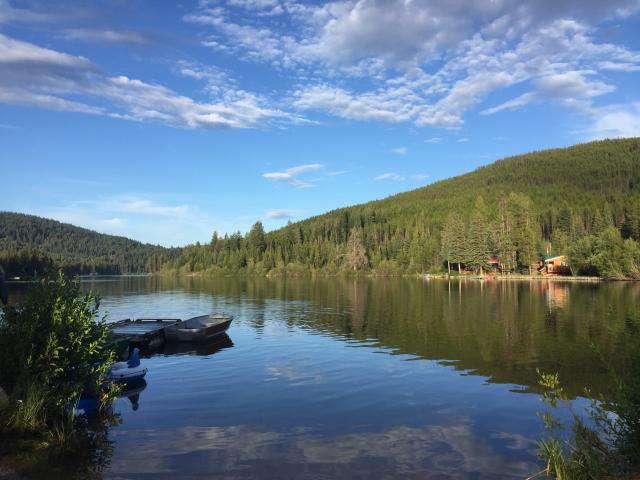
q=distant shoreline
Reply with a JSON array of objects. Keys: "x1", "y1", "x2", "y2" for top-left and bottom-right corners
[
  {"x1": 8, "y1": 273, "x2": 638, "y2": 284},
  {"x1": 420, "y1": 274, "x2": 604, "y2": 282},
  {"x1": 169, "y1": 271, "x2": 626, "y2": 281}
]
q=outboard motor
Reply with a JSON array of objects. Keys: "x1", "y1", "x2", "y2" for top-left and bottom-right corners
[{"x1": 127, "y1": 347, "x2": 141, "y2": 368}]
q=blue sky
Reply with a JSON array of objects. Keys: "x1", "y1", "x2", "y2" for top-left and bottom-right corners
[{"x1": 1, "y1": 0, "x2": 640, "y2": 246}]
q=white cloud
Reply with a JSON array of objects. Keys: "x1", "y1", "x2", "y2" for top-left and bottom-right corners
[
  {"x1": 0, "y1": 0, "x2": 57, "y2": 23},
  {"x1": 227, "y1": 0, "x2": 283, "y2": 16},
  {"x1": 266, "y1": 209, "x2": 302, "y2": 219},
  {"x1": 457, "y1": 138, "x2": 470, "y2": 143},
  {"x1": 291, "y1": 18, "x2": 640, "y2": 128},
  {"x1": 185, "y1": 8, "x2": 293, "y2": 65},
  {"x1": 61, "y1": 29, "x2": 151, "y2": 44},
  {"x1": 101, "y1": 217, "x2": 128, "y2": 227},
  {"x1": 103, "y1": 196, "x2": 193, "y2": 217},
  {"x1": 0, "y1": 33, "x2": 302, "y2": 129},
  {"x1": 291, "y1": 8, "x2": 639, "y2": 128},
  {"x1": 425, "y1": 137, "x2": 442, "y2": 144},
  {"x1": 294, "y1": 0, "x2": 484, "y2": 67},
  {"x1": 263, "y1": 163, "x2": 323, "y2": 188},
  {"x1": 482, "y1": 71, "x2": 617, "y2": 116},
  {"x1": 481, "y1": 92, "x2": 537, "y2": 115},
  {"x1": 375, "y1": 172, "x2": 405, "y2": 181},
  {"x1": 412, "y1": 174, "x2": 429, "y2": 181},
  {"x1": 293, "y1": 85, "x2": 415, "y2": 123},
  {"x1": 587, "y1": 103, "x2": 640, "y2": 139},
  {"x1": 181, "y1": 0, "x2": 640, "y2": 125},
  {"x1": 536, "y1": 71, "x2": 615, "y2": 100},
  {"x1": 390, "y1": 147, "x2": 407, "y2": 155},
  {"x1": 284, "y1": 163, "x2": 323, "y2": 176},
  {"x1": 4, "y1": 0, "x2": 640, "y2": 134},
  {"x1": 598, "y1": 61, "x2": 640, "y2": 72},
  {"x1": 46, "y1": 211, "x2": 130, "y2": 234},
  {"x1": 0, "y1": 32, "x2": 92, "y2": 67},
  {"x1": 42, "y1": 195, "x2": 216, "y2": 246}
]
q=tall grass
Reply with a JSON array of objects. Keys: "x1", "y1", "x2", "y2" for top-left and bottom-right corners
[
  {"x1": 7, "y1": 381, "x2": 48, "y2": 432},
  {"x1": 535, "y1": 315, "x2": 640, "y2": 478}
]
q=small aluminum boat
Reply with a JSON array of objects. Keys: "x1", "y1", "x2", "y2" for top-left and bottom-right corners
[{"x1": 164, "y1": 314, "x2": 233, "y2": 343}]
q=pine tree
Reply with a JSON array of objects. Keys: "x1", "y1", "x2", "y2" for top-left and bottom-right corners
[
  {"x1": 345, "y1": 227, "x2": 368, "y2": 271},
  {"x1": 247, "y1": 221, "x2": 266, "y2": 260},
  {"x1": 592, "y1": 208, "x2": 613, "y2": 235},
  {"x1": 440, "y1": 215, "x2": 455, "y2": 274},
  {"x1": 496, "y1": 197, "x2": 515, "y2": 272},
  {"x1": 509, "y1": 193, "x2": 537, "y2": 273},
  {"x1": 466, "y1": 198, "x2": 490, "y2": 274},
  {"x1": 556, "y1": 203, "x2": 572, "y2": 234},
  {"x1": 441, "y1": 214, "x2": 467, "y2": 273},
  {"x1": 625, "y1": 203, "x2": 640, "y2": 242}
]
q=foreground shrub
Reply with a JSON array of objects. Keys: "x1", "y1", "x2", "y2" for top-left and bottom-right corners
[
  {"x1": 536, "y1": 314, "x2": 640, "y2": 478},
  {"x1": 0, "y1": 274, "x2": 116, "y2": 433}
]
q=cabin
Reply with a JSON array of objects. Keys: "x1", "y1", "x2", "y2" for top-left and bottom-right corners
[
  {"x1": 543, "y1": 255, "x2": 570, "y2": 275},
  {"x1": 487, "y1": 255, "x2": 501, "y2": 271}
]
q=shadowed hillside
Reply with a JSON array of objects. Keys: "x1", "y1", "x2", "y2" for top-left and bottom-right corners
[{"x1": 0, "y1": 212, "x2": 179, "y2": 276}]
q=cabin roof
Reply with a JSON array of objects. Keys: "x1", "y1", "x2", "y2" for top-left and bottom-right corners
[{"x1": 544, "y1": 255, "x2": 567, "y2": 262}]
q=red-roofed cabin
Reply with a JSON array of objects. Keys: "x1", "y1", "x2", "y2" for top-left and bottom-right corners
[
  {"x1": 543, "y1": 255, "x2": 570, "y2": 275},
  {"x1": 487, "y1": 255, "x2": 501, "y2": 272}
]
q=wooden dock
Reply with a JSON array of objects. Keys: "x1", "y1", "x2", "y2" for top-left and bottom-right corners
[{"x1": 109, "y1": 318, "x2": 181, "y2": 353}]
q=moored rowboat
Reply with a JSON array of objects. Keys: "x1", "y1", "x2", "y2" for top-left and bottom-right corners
[{"x1": 164, "y1": 314, "x2": 233, "y2": 343}]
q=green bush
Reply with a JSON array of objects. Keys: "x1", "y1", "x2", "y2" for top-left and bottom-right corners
[
  {"x1": 373, "y1": 259, "x2": 403, "y2": 276},
  {"x1": 0, "y1": 274, "x2": 117, "y2": 433},
  {"x1": 536, "y1": 315, "x2": 640, "y2": 478},
  {"x1": 568, "y1": 227, "x2": 640, "y2": 279}
]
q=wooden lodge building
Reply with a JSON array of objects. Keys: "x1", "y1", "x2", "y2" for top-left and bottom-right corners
[
  {"x1": 447, "y1": 255, "x2": 571, "y2": 276},
  {"x1": 541, "y1": 255, "x2": 571, "y2": 275}
]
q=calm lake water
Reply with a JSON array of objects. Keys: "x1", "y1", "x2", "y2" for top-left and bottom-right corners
[{"x1": 25, "y1": 277, "x2": 640, "y2": 478}]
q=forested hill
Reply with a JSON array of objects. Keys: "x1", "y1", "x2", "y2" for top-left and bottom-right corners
[
  {"x1": 303, "y1": 138, "x2": 639, "y2": 230},
  {"x1": 172, "y1": 138, "x2": 640, "y2": 278},
  {"x1": 2, "y1": 139, "x2": 639, "y2": 279},
  {"x1": 0, "y1": 212, "x2": 179, "y2": 277}
]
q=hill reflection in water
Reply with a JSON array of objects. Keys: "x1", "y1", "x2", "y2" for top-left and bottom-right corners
[
  {"x1": 66, "y1": 275, "x2": 640, "y2": 479},
  {"x1": 90, "y1": 275, "x2": 639, "y2": 397}
]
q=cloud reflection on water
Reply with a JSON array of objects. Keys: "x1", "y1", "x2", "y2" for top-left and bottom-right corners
[{"x1": 107, "y1": 420, "x2": 537, "y2": 479}]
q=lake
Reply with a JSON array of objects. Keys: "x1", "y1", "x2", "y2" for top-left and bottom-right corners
[{"x1": 31, "y1": 277, "x2": 640, "y2": 478}]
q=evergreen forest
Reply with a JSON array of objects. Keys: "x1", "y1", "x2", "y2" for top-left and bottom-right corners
[
  {"x1": 2, "y1": 138, "x2": 639, "y2": 279},
  {"x1": 0, "y1": 212, "x2": 179, "y2": 278},
  {"x1": 168, "y1": 138, "x2": 640, "y2": 279}
]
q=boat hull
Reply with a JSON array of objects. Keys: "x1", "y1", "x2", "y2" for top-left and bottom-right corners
[
  {"x1": 164, "y1": 315, "x2": 233, "y2": 343},
  {"x1": 109, "y1": 364, "x2": 148, "y2": 383}
]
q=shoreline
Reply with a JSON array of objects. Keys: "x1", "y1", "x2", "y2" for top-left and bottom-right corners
[
  {"x1": 421, "y1": 274, "x2": 604, "y2": 282},
  {"x1": 167, "y1": 271, "x2": 620, "y2": 282},
  {"x1": 8, "y1": 273, "x2": 635, "y2": 283}
]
